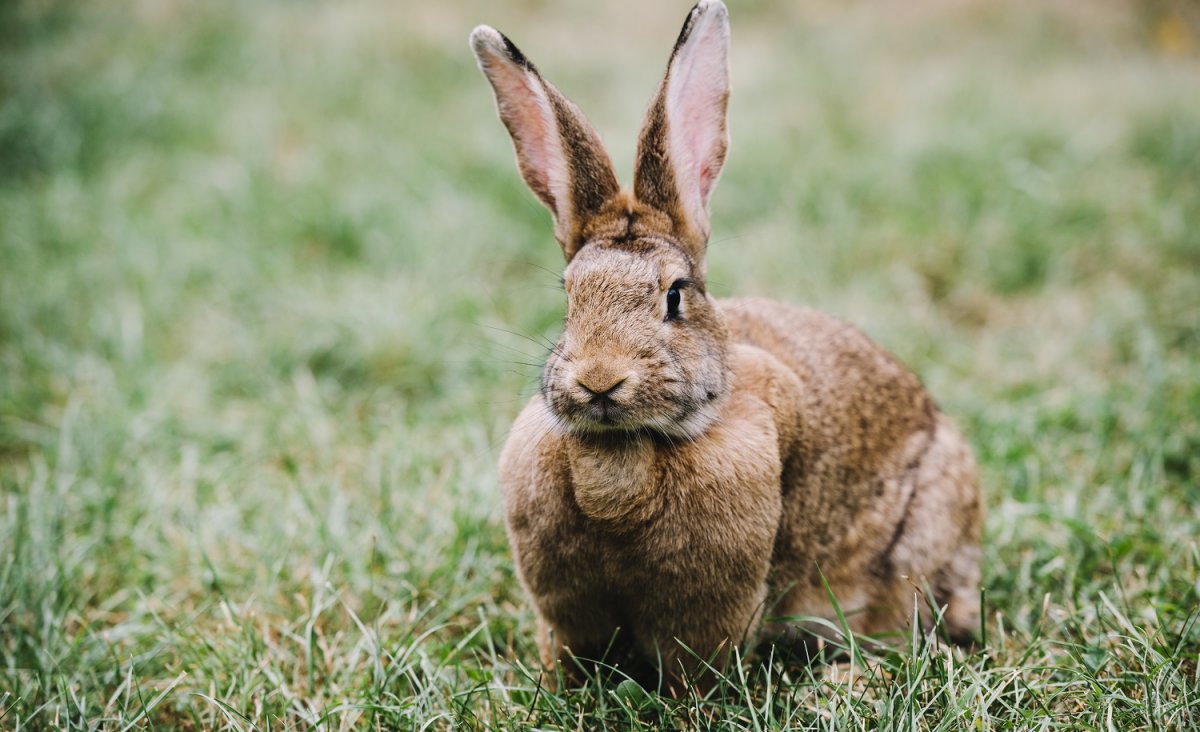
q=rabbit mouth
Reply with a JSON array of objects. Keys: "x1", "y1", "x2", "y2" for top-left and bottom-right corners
[
  {"x1": 590, "y1": 399, "x2": 619, "y2": 423},
  {"x1": 542, "y1": 386, "x2": 645, "y2": 434},
  {"x1": 546, "y1": 385, "x2": 715, "y2": 439},
  {"x1": 587, "y1": 408, "x2": 624, "y2": 429},
  {"x1": 566, "y1": 396, "x2": 639, "y2": 432}
]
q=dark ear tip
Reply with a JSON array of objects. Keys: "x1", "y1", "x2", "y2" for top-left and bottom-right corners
[
  {"x1": 673, "y1": 1, "x2": 729, "y2": 55},
  {"x1": 470, "y1": 25, "x2": 533, "y2": 70},
  {"x1": 693, "y1": 0, "x2": 729, "y2": 17}
]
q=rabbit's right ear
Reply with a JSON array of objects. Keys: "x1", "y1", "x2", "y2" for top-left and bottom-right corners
[
  {"x1": 634, "y1": 1, "x2": 730, "y2": 252},
  {"x1": 471, "y1": 26, "x2": 621, "y2": 259}
]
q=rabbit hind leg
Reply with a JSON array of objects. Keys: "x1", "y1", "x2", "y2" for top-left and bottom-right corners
[{"x1": 882, "y1": 417, "x2": 983, "y2": 645}]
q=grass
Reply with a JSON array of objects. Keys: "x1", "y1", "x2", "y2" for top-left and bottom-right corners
[{"x1": 1, "y1": 0, "x2": 1198, "y2": 728}]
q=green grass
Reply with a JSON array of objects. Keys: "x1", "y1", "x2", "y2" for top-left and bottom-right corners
[{"x1": 2, "y1": 0, "x2": 1198, "y2": 728}]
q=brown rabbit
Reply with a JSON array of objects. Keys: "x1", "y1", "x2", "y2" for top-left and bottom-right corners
[{"x1": 470, "y1": 0, "x2": 982, "y2": 690}]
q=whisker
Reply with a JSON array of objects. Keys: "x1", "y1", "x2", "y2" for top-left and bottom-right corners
[{"x1": 475, "y1": 321, "x2": 570, "y2": 361}]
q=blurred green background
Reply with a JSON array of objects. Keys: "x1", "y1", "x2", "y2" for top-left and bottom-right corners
[{"x1": 1, "y1": 0, "x2": 1198, "y2": 728}]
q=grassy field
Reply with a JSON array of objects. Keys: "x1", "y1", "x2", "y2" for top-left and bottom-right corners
[{"x1": 2, "y1": 0, "x2": 1199, "y2": 728}]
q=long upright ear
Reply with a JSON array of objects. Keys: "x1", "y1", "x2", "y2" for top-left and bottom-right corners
[
  {"x1": 471, "y1": 26, "x2": 621, "y2": 258},
  {"x1": 633, "y1": 0, "x2": 730, "y2": 248}
]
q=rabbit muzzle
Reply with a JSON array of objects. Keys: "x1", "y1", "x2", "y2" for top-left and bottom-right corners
[{"x1": 540, "y1": 245, "x2": 731, "y2": 439}]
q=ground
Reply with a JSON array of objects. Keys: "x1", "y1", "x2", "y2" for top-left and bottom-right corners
[{"x1": 1, "y1": 0, "x2": 1198, "y2": 729}]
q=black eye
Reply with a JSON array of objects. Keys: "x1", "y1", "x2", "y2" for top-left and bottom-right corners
[{"x1": 665, "y1": 281, "x2": 684, "y2": 320}]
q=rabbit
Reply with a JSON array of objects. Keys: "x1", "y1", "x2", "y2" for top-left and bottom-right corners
[{"x1": 470, "y1": 0, "x2": 982, "y2": 691}]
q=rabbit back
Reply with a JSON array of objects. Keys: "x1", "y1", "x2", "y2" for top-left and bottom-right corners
[{"x1": 722, "y1": 297, "x2": 983, "y2": 643}]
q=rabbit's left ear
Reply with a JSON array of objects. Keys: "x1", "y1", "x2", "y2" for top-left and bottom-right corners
[
  {"x1": 634, "y1": 0, "x2": 730, "y2": 250},
  {"x1": 471, "y1": 26, "x2": 621, "y2": 258}
]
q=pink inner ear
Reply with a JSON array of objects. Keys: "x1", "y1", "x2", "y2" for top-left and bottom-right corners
[
  {"x1": 698, "y1": 161, "x2": 715, "y2": 200},
  {"x1": 479, "y1": 50, "x2": 569, "y2": 216},
  {"x1": 681, "y1": 107, "x2": 724, "y2": 202},
  {"x1": 664, "y1": 8, "x2": 729, "y2": 230}
]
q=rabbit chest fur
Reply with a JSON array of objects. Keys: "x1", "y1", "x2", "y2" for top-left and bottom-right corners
[
  {"x1": 472, "y1": 0, "x2": 982, "y2": 689},
  {"x1": 499, "y1": 341, "x2": 788, "y2": 677}
]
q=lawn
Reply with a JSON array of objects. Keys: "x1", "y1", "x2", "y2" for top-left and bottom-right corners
[{"x1": 2, "y1": 0, "x2": 1198, "y2": 729}]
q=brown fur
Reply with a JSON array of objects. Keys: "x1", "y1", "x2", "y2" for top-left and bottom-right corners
[{"x1": 471, "y1": 0, "x2": 982, "y2": 692}]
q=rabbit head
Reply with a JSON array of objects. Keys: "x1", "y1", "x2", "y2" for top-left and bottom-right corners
[{"x1": 472, "y1": 1, "x2": 733, "y2": 439}]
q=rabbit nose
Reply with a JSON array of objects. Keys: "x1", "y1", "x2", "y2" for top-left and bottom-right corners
[{"x1": 575, "y1": 374, "x2": 628, "y2": 401}]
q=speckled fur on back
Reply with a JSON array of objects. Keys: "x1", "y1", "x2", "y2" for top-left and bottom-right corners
[{"x1": 470, "y1": 0, "x2": 982, "y2": 692}]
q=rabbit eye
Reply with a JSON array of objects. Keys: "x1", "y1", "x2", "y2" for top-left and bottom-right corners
[{"x1": 665, "y1": 281, "x2": 685, "y2": 320}]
